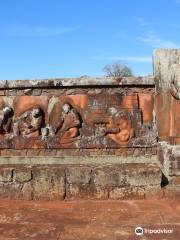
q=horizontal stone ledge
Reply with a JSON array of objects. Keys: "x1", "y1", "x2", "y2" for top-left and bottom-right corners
[
  {"x1": 0, "y1": 155, "x2": 158, "y2": 165},
  {"x1": 0, "y1": 76, "x2": 154, "y2": 89}
]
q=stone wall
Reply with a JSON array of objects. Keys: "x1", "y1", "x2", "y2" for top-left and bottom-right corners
[
  {"x1": 0, "y1": 75, "x2": 161, "y2": 200},
  {"x1": 0, "y1": 49, "x2": 180, "y2": 200},
  {"x1": 0, "y1": 76, "x2": 156, "y2": 156},
  {"x1": 0, "y1": 156, "x2": 160, "y2": 200}
]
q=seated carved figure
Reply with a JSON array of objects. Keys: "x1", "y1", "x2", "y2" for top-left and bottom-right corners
[
  {"x1": 13, "y1": 107, "x2": 44, "y2": 137},
  {"x1": 94, "y1": 115, "x2": 133, "y2": 144},
  {"x1": 107, "y1": 116, "x2": 134, "y2": 144},
  {"x1": 0, "y1": 107, "x2": 13, "y2": 134},
  {"x1": 50, "y1": 103, "x2": 81, "y2": 144}
]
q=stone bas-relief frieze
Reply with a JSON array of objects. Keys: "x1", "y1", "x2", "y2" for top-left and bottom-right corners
[
  {"x1": 0, "y1": 93, "x2": 156, "y2": 149},
  {"x1": 49, "y1": 103, "x2": 82, "y2": 145},
  {"x1": 94, "y1": 113, "x2": 134, "y2": 143},
  {"x1": 13, "y1": 107, "x2": 45, "y2": 138},
  {"x1": 0, "y1": 107, "x2": 14, "y2": 135}
]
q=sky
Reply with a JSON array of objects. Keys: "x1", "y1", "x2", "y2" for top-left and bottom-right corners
[{"x1": 0, "y1": 0, "x2": 180, "y2": 80}]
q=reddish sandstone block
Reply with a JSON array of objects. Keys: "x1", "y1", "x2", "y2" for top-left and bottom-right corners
[
  {"x1": 59, "y1": 94, "x2": 88, "y2": 110},
  {"x1": 13, "y1": 96, "x2": 49, "y2": 122},
  {"x1": 0, "y1": 97, "x2": 7, "y2": 108},
  {"x1": 138, "y1": 93, "x2": 154, "y2": 125},
  {"x1": 155, "y1": 92, "x2": 172, "y2": 140}
]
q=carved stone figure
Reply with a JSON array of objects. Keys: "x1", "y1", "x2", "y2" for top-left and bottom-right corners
[
  {"x1": 170, "y1": 63, "x2": 180, "y2": 99},
  {"x1": 107, "y1": 116, "x2": 134, "y2": 144},
  {"x1": 0, "y1": 107, "x2": 14, "y2": 134},
  {"x1": 93, "y1": 114, "x2": 134, "y2": 144},
  {"x1": 50, "y1": 103, "x2": 81, "y2": 144},
  {"x1": 13, "y1": 107, "x2": 44, "y2": 137}
]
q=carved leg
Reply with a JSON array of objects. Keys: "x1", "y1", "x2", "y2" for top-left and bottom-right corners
[{"x1": 60, "y1": 127, "x2": 79, "y2": 144}]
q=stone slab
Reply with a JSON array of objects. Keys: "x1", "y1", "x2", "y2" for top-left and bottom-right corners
[
  {"x1": 0, "y1": 155, "x2": 158, "y2": 165},
  {"x1": 0, "y1": 76, "x2": 154, "y2": 89}
]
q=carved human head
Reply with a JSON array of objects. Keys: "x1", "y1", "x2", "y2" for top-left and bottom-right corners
[
  {"x1": 62, "y1": 103, "x2": 71, "y2": 113},
  {"x1": 3, "y1": 107, "x2": 13, "y2": 116},
  {"x1": 32, "y1": 108, "x2": 41, "y2": 117}
]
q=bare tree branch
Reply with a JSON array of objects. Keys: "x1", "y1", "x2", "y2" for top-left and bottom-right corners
[{"x1": 103, "y1": 61, "x2": 133, "y2": 77}]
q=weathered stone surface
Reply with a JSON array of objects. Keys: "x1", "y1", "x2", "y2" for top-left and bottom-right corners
[
  {"x1": 32, "y1": 168, "x2": 65, "y2": 200},
  {"x1": 157, "y1": 141, "x2": 180, "y2": 192},
  {"x1": 0, "y1": 85, "x2": 156, "y2": 151},
  {"x1": 3, "y1": 76, "x2": 154, "y2": 89},
  {"x1": 0, "y1": 159, "x2": 162, "y2": 200},
  {"x1": 138, "y1": 93, "x2": 154, "y2": 125},
  {"x1": 109, "y1": 186, "x2": 146, "y2": 199},
  {"x1": 0, "y1": 182, "x2": 22, "y2": 199},
  {"x1": 0, "y1": 90, "x2": 5, "y2": 96},
  {"x1": 14, "y1": 168, "x2": 32, "y2": 183},
  {"x1": 154, "y1": 49, "x2": 180, "y2": 145},
  {"x1": 0, "y1": 155, "x2": 158, "y2": 165},
  {"x1": 22, "y1": 182, "x2": 33, "y2": 200},
  {"x1": 0, "y1": 168, "x2": 13, "y2": 182},
  {"x1": 23, "y1": 88, "x2": 42, "y2": 96},
  {"x1": 153, "y1": 49, "x2": 180, "y2": 91},
  {"x1": 65, "y1": 162, "x2": 161, "y2": 200},
  {"x1": 126, "y1": 163, "x2": 161, "y2": 186},
  {"x1": 94, "y1": 163, "x2": 161, "y2": 189},
  {"x1": 0, "y1": 89, "x2": 156, "y2": 150},
  {"x1": 66, "y1": 166, "x2": 92, "y2": 184},
  {"x1": 94, "y1": 166, "x2": 121, "y2": 188},
  {"x1": 13, "y1": 95, "x2": 49, "y2": 118},
  {"x1": 66, "y1": 167, "x2": 93, "y2": 199},
  {"x1": 152, "y1": 49, "x2": 180, "y2": 194}
]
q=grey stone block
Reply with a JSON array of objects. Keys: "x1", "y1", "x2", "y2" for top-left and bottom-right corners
[
  {"x1": 0, "y1": 168, "x2": 13, "y2": 182},
  {"x1": 14, "y1": 169, "x2": 32, "y2": 183},
  {"x1": 32, "y1": 168, "x2": 65, "y2": 200}
]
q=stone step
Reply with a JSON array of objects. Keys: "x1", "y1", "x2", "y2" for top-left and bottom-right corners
[{"x1": 0, "y1": 156, "x2": 162, "y2": 200}]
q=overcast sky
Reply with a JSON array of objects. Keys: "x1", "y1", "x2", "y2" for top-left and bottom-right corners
[{"x1": 0, "y1": 0, "x2": 180, "y2": 79}]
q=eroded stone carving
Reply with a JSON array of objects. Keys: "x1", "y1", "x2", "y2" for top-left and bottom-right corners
[
  {"x1": 0, "y1": 92, "x2": 156, "y2": 148},
  {"x1": 50, "y1": 103, "x2": 81, "y2": 144},
  {"x1": 170, "y1": 63, "x2": 180, "y2": 99},
  {"x1": 0, "y1": 107, "x2": 14, "y2": 134},
  {"x1": 13, "y1": 107, "x2": 45, "y2": 138},
  {"x1": 91, "y1": 111, "x2": 134, "y2": 145},
  {"x1": 108, "y1": 116, "x2": 134, "y2": 144},
  {"x1": 107, "y1": 116, "x2": 134, "y2": 143}
]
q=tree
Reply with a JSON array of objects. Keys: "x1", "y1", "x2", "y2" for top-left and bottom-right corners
[{"x1": 103, "y1": 61, "x2": 133, "y2": 77}]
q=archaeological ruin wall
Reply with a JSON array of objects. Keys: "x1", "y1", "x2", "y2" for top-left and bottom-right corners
[
  {"x1": 0, "y1": 76, "x2": 156, "y2": 157},
  {"x1": 0, "y1": 49, "x2": 179, "y2": 200}
]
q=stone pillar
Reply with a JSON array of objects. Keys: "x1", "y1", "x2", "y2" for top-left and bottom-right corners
[
  {"x1": 153, "y1": 49, "x2": 180, "y2": 143},
  {"x1": 154, "y1": 49, "x2": 180, "y2": 181}
]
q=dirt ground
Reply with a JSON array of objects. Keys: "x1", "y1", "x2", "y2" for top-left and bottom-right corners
[{"x1": 0, "y1": 198, "x2": 179, "y2": 240}]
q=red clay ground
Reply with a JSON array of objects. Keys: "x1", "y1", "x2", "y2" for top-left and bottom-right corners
[{"x1": 0, "y1": 199, "x2": 179, "y2": 240}]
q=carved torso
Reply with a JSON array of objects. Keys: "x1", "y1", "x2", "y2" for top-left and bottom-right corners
[
  {"x1": 14, "y1": 108, "x2": 43, "y2": 137},
  {"x1": 60, "y1": 109, "x2": 80, "y2": 132}
]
